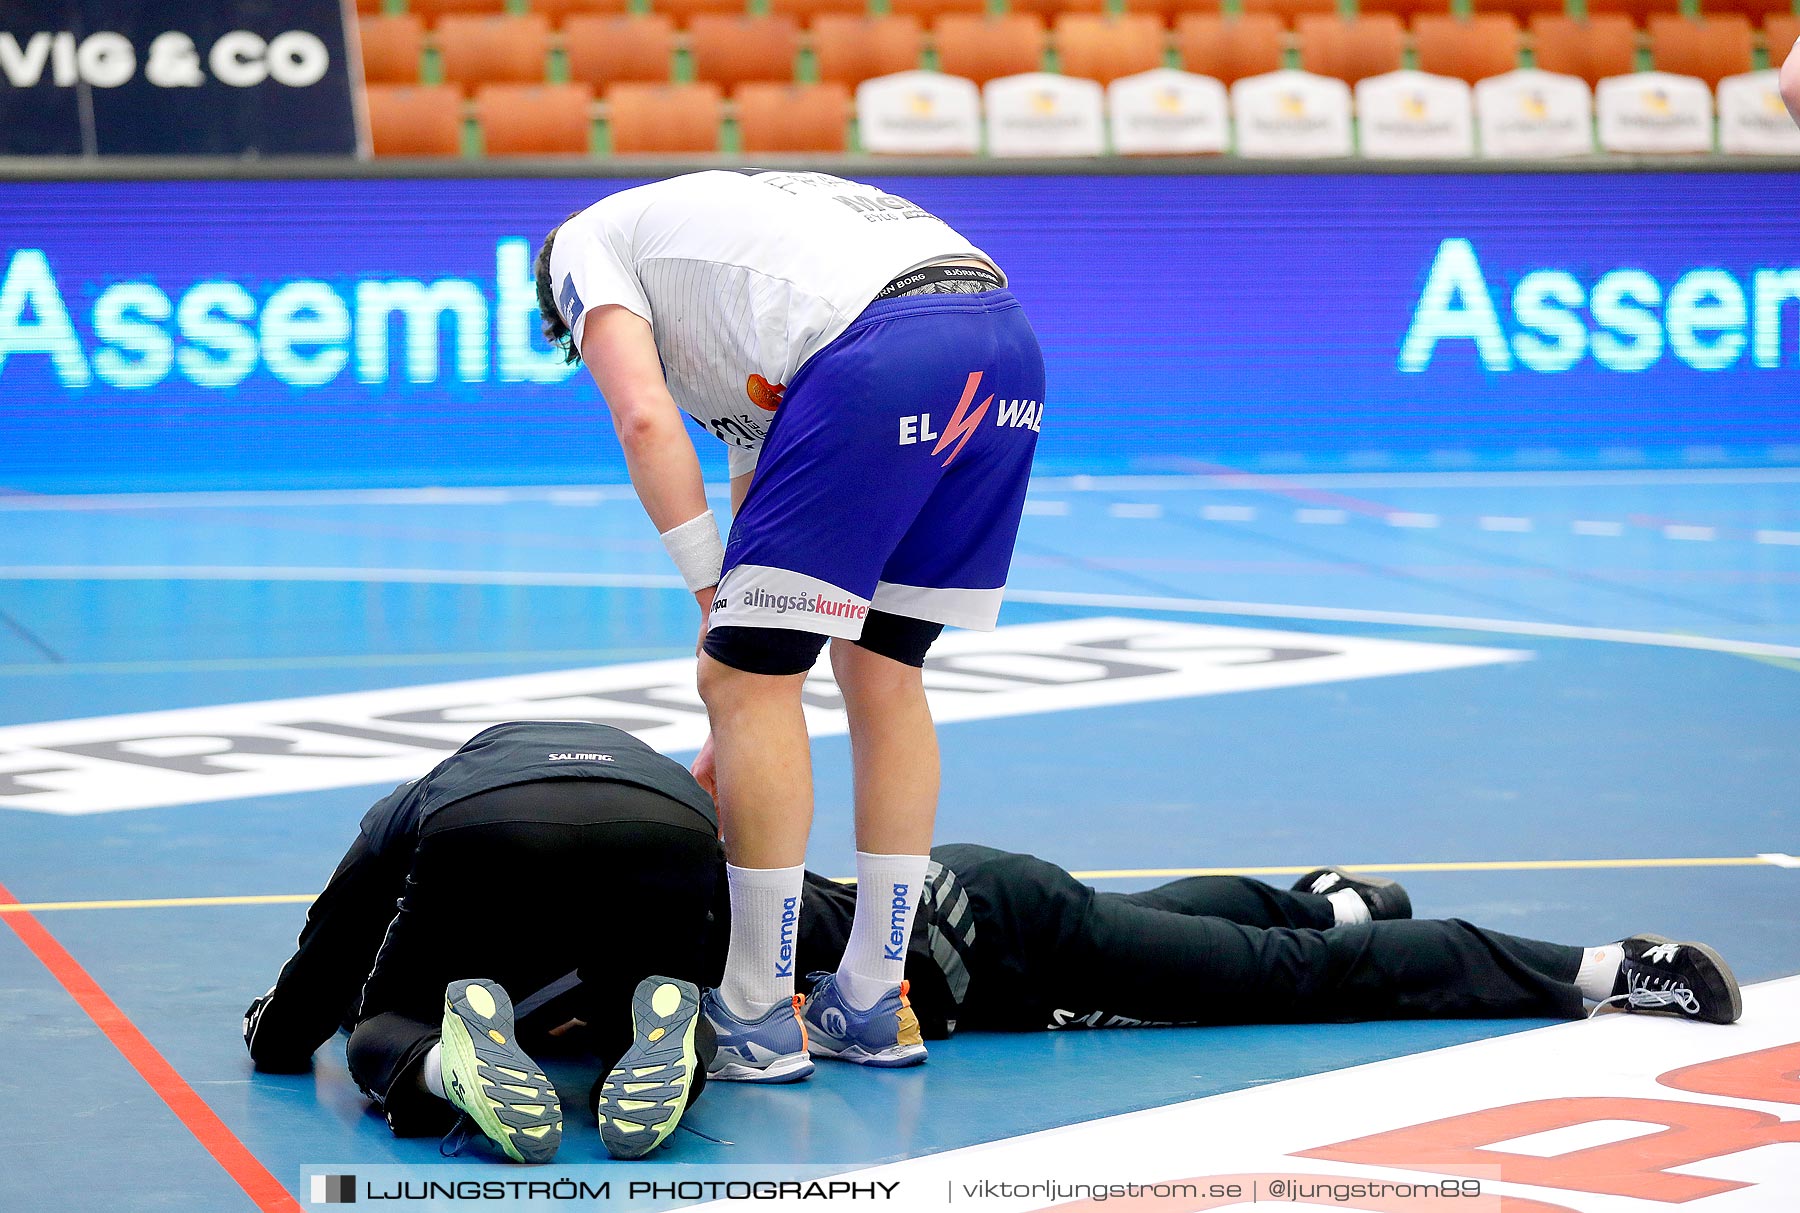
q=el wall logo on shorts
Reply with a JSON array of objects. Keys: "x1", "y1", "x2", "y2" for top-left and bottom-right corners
[{"x1": 0, "y1": 619, "x2": 1525, "y2": 815}]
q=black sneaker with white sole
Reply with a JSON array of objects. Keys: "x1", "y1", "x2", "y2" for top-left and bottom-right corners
[
  {"x1": 1597, "y1": 934, "x2": 1742, "y2": 1025},
  {"x1": 1291, "y1": 867, "x2": 1412, "y2": 922}
]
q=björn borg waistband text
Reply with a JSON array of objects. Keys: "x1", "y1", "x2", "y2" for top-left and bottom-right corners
[{"x1": 875, "y1": 263, "x2": 1004, "y2": 300}]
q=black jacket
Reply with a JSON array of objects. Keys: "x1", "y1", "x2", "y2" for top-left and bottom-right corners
[{"x1": 245, "y1": 722, "x2": 958, "y2": 1070}]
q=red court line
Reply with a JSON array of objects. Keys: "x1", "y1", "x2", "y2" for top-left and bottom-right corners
[{"x1": 0, "y1": 878, "x2": 301, "y2": 1213}]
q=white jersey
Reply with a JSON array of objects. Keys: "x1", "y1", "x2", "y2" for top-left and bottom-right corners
[{"x1": 547, "y1": 170, "x2": 1001, "y2": 476}]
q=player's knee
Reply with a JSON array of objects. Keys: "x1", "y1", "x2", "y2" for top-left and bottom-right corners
[
  {"x1": 849, "y1": 610, "x2": 943, "y2": 669},
  {"x1": 702, "y1": 625, "x2": 828, "y2": 679}
]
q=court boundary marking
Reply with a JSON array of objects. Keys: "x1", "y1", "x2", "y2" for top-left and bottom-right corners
[
  {"x1": 4, "y1": 467, "x2": 1800, "y2": 512},
  {"x1": 4, "y1": 855, "x2": 1792, "y2": 916},
  {"x1": 0, "y1": 877, "x2": 301, "y2": 1212},
  {"x1": 1, "y1": 569, "x2": 1796, "y2": 662}
]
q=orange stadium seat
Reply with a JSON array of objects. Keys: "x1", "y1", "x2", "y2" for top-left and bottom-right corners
[
  {"x1": 1296, "y1": 14, "x2": 1405, "y2": 83},
  {"x1": 436, "y1": 15, "x2": 552, "y2": 93},
  {"x1": 358, "y1": 15, "x2": 425, "y2": 84},
  {"x1": 1469, "y1": 0, "x2": 1565, "y2": 20},
  {"x1": 1121, "y1": 0, "x2": 1224, "y2": 27},
  {"x1": 606, "y1": 82, "x2": 723, "y2": 151},
  {"x1": 1412, "y1": 15, "x2": 1522, "y2": 82},
  {"x1": 1707, "y1": 0, "x2": 1800, "y2": 24},
  {"x1": 811, "y1": 16, "x2": 926, "y2": 86},
  {"x1": 1009, "y1": 0, "x2": 1110, "y2": 21},
  {"x1": 650, "y1": 0, "x2": 750, "y2": 25},
  {"x1": 1585, "y1": 0, "x2": 1682, "y2": 25},
  {"x1": 1529, "y1": 15, "x2": 1639, "y2": 84},
  {"x1": 367, "y1": 84, "x2": 465, "y2": 155},
  {"x1": 934, "y1": 14, "x2": 1047, "y2": 83},
  {"x1": 564, "y1": 15, "x2": 676, "y2": 86},
  {"x1": 1054, "y1": 14, "x2": 1167, "y2": 83},
  {"x1": 689, "y1": 15, "x2": 801, "y2": 87},
  {"x1": 408, "y1": 0, "x2": 508, "y2": 27},
  {"x1": 1357, "y1": 0, "x2": 1455, "y2": 24},
  {"x1": 768, "y1": 0, "x2": 871, "y2": 23},
  {"x1": 1649, "y1": 15, "x2": 1754, "y2": 85},
  {"x1": 1240, "y1": 0, "x2": 1337, "y2": 29},
  {"x1": 734, "y1": 82, "x2": 852, "y2": 151},
  {"x1": 887, "y1": 0, "x2": 986, "y2": 23},
  {"x1": 1769, "y1": 15, "x2": 1800, "y2": 53},
  {"x1": 528, "y1": 0, "x2": 632, "y2": 28},
  {"x1": 474, "y1": 83, "x2": 593, "y2": 154},
  {"x1": 1173, "y1": 13, "x2": 1285, "y2": 83}
]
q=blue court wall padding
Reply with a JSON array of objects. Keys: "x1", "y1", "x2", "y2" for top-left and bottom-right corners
[{"x1": 1, "y1": 172, "x2": 1798, "y2": 492}]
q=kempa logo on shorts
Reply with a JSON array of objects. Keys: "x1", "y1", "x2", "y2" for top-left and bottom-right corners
[
  {"x1": 775, "y1": 896, "x2": 800, "y2": 978},
  {"x1": 0, "y1": 619, "x2": 1526, "y2": 815},
  {"x1": 885, "y1": 883, "x2": 911, "y2": 961}
]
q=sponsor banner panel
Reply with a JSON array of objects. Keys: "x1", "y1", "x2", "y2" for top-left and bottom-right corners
[
  {"x1": 0, "y1": 0, "x2": 360, "y2": 155},
  {"x1": 709, "y1": 976, "x2": 1800, "y2": 1213},
  {"x1": 0, "y1": 618, "x2": 1525, "y2": 814},
  {"x1": 4, "y1": 173, "x2": 1799, "y2": 490}
]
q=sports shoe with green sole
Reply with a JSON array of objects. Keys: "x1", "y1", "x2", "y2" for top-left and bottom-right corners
[
  {"x1": 440, "y1": 978, "x2": 562, "y2": 1163},
  {"x1": 595, "y1": 977, "x2": 704, "y2": 1160}
]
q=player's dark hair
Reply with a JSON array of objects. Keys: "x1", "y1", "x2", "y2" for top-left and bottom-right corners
[{"x1": 535, "y1": 210, "x2": 586, "y2": 366}]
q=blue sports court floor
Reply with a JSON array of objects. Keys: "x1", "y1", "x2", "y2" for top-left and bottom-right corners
[{"x1": 1, "y1": 465, "x2": 1796, "y2": 1211}]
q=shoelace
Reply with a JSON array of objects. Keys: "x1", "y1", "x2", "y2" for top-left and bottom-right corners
[
  {"x1": 439, "y1": 1113, "x2": 478, "y2": 1157},
  {"x1": 1587, "y1": 975, "x2": 1700, "y2": 1018}
]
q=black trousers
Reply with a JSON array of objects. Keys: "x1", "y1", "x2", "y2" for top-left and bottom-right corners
[
  {"x1": 346, "y1": 780, "x2": 725, "y2": 1135},
  {"x1": 938, "y1": 844, "x2": 1587, "y2": 1033}
]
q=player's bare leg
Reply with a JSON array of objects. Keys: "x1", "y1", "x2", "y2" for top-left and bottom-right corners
[
  {"x1": 802, "y1": 640, "x2": 935, "y2": 1066},
  {"x1": 832, "y1": 640, "x2": 939, "y2": 856},
  {"x1": 696, "y1": 655, "x2": 813, "y2": 868},
  {"x1": 694, "y1": 654, "x2": 818, "y2": 1082}
]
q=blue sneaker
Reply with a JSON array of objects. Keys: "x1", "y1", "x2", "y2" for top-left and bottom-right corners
[
  {"x1": 700, "y1": 989, "x2": 815, "y2": 1083},
  {"x1": 801, "y1": 973, "x2": 927, "y2": 1068}
]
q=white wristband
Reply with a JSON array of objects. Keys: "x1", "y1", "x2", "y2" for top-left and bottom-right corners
[{"x1": 660, "y1": 510, "x2": 725, "y2": 592}]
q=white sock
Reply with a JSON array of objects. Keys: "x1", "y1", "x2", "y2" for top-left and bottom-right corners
[
  {"x1": 1576, "y1": 944, "x2": 1625, "y2": 1002},
  {"x1": 836, "y1": 852, "x2": 930, "y2": 1012},
  {"x1": 420, "y1": 1042, "x2": 445, "y2": 1099},
  {"x1": 1327, "y1": 888, "x2": 1371, "y2": 926},
  {"x1": 718, "y1": 862, "x2": 807, "y2": 1021}
]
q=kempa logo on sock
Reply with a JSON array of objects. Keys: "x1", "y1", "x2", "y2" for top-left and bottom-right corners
[
  {"x1": 774, "y1": 896, "x2": 799, "y2": 978},
  {"x1": 310, "y1": 1174, "x2": 356, "y2": 1204},
  {"x1": 885, "y1": 883, "x2": 911, "y2": 961}
]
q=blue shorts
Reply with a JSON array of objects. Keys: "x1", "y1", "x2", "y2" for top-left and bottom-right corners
[{"x1": 709, "y1": 289, "x2": 1044, "y2": 640}]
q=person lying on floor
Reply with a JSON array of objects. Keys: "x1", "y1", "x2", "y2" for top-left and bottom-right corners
[{"x1": 243, "y1": 720, "x2": 1741, "y2": 1164}]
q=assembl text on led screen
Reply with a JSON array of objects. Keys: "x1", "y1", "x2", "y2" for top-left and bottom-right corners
[{"x1": 1, "y1": 173, "x2": 1796, "y2": 490}]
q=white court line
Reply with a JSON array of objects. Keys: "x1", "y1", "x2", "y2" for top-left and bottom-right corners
[
  {"x1": 5, "y1": 468, "x2": 1800, "y2": 511},
  {"x1": 1107, "y1": 502, "x2": 1163, "y2": 519},
  {"x1": 1201, "y1": 505, "x2": 1256, "y2": 521},
  {"x1": 1758, "y1": 852, "x2": 1800, "y2": 868},
  {"x1": 1479, "y1": 516, "x2": 1533, "y2": 532},
  {"x1": 1295, "y1": 508, "x2": 1348, "y2": 525},
  {"x1": 1572, "y1": 520, "x2": 1626, "y2": 537},
  {"x1": 1022, "y1": 499, "x2": 1070, "y2": 516},
  {"x1": 1386, "y1": 512, "x2": 1439, "y2": 528},
  {"x1": 1002, "y1": 588, "x2": 1800, "y2": 660},
  {"x1": 3, "y1": 564, "x2": 1797, "y2": 662},
  {"x1": 1757, "y1": 530, "x2": 1800, "y2": 545},
  {"x1": 1664, "y1": 525, "x2": 1717, "y2": 541},
  {"x1": 0, "y1": 565, "x2": 686, "y2": 588}
]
